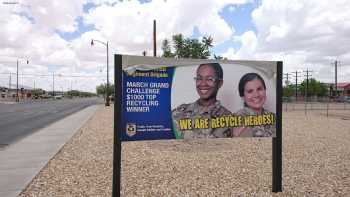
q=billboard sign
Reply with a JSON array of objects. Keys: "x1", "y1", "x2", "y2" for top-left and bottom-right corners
[{"x1": 119, "y1": 55, "x2": 280, "y2": 141}]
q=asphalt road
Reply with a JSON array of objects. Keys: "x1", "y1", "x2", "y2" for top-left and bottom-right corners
[{"x1": 0, "y1": 98, "x2": 103, "y2": 146}]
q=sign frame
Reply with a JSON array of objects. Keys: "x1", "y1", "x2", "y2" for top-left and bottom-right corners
[{"x1": 112, "y1": 54, "x2": 283, "y2": 196}]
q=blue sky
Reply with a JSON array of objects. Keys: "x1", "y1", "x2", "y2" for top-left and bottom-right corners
[
  {"x1": 213, "y1": 2, "x2": 258, "y2": 55},
  {"x1": 55, "y1": 2, "x2": 96, "y2": 41},
  {"x1": 56, "y1": 16, "x2": 95, "y2": 41}
]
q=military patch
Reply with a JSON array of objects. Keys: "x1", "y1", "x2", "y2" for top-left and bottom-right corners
[{"x1": 126, "y1": 123, "x2": 136, "y2": 137}]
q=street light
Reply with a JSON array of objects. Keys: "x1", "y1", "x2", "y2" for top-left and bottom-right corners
[
  {"x1": 91, "y1": 39, "x2": 110, "y2": 106},
  {"x1": 16, "y1": 59, "x2": 29, "y2": 102}
]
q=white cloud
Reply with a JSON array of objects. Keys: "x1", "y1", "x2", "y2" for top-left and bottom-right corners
[
  {"x1": 86, "y1": 0, "x2": 120, "y2": 4},
  {"x1": 236, "y1": 30, "x2": 257, "y2": 58},
  {"x1": 83, "y1": 0, "x2": 247, "y2": 55},
  {"x1": 1, "y1": 0, "x2": 250, "y2": 92},
  {"x1": 221, "y1": 0, "x2": 350, "y2": 83},
  {"x1": 21, "y1": 0, "x2": 85, "y2": 33},
  {"x1": 221, "y1": 47, "x2": 237, "y2": 59},
  {"x1": 252, "y1": 0, "x2": 350, "y2": 57},
  {"x1": 0, "y1": 1, "x2": 97, "y2": 91},
  {"x1": 74, "y1": 0, "x2": 249, "y2": 91}
]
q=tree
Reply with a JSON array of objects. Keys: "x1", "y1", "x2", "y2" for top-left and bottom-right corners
[
  {"x1": 65, "y1": 90, "x2": 96, "y2": 98},
  {"x1": 162, "y1": 34, "x2": 214, "y2": 59},
  {"x1": 214, "y1": 54, "x2": 223, "y2": 60},
  {"x1": 283, "y1": 85, "x2": 294, "y2": 97},
  {"x1": 172, "y1": 34, "x2": 185, "y2": 58},
  {"x1": 161, "y1": 39, "x2": 174, "y2": 58},
  {"x1": 96, "y1": 83, "x2": 114, "y2": 97},
  {"x1": 96, "y1": 84, "x2": 105, "y2": 96},
  {"x1": 32, "y1": 89, "x2": 44, "y2": 98},
  {"x1": 201, "y1": 36, "x2": 213, "y2": 58},
  {"x1": 214, "y1": 54, "x2": 229, "y2": 60},
  {"x1": 299, "y1": 78, "x2": 328, "y2": 97}
]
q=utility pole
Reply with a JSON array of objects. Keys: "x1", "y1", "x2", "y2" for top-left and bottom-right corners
[
  {"x1": 16, "y1": 60, "x2": 19, "y2": 102},
  {"x1": 9, "y1": 73, "x2": 11, "y2": 90},
  {"x1": 52, "y1": 72, "x2": 55, "y2": 97},
  {"x1": 303, "y1": 69, "x2": 313, "y2": 102},
  {"x1": 284, "y1": 73, "x2": 292, "y2": 85},
  {"x1": 16, "y1": 59, "x2": 29, "y2": 102},
  {"x1": 331, "y1": 60, "x2": 341, "y2": 97},
  {"x1": 293, "y1": 71, "x2": 302, "y2": 101},
  {"x1": 70, "y1": 80, "x2": 73, "y2": 98},
  {"x1": 335, "y1": 60, "x2": 338, "y2": 97},
  {"x1": 91, "y1": 39, "x2": 110, "y2": 106},
  {"x1": 153, "y1": 19, "x2": 156, "y2": 57},
  {"x1": 107, "y1": 41, "x2": 110, "y2": 106},
  {"x1": 283, "y1": 72, "x2": 292, "y2": 111}
]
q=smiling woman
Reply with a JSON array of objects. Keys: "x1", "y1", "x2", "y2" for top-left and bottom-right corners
[
  {"x1": 172, "y1": 63, "x2": 232, "y2": 139},
  {"x1": 232, "y1": 73, "x2": 276, "y2": 137}
]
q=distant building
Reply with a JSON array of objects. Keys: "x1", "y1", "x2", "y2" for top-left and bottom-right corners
[
  {"x1": 0, "y1": 85, "x2": 35, "y2": 99},
  {"x1": 47, "y1": 91, "x2": 64, "y2": 97},
  {"x1": 325, "y1": 82, "x2": 350, "y2": 97},
  {"x1": 335, "y1": 83, "x2": 350, "y2": 96},
  {"x1": 0, "y1": 86, "x2": 16, "y2": 99}
]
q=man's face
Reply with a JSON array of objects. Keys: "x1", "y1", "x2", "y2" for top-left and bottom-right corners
[
  {"x1": 243, "y1": 79, "x2": 266, "y2": 112},
  {"x1": 195, "y1": 65, "x2": 222, "y2": 101}
]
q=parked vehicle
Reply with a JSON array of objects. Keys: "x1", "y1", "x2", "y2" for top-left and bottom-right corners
[
  {"x1": 54, "y1": 95, "x2": 63, "y2": 99},
  {"x1": 344, "y1": 96, "x2": 350, "y2": 103}
]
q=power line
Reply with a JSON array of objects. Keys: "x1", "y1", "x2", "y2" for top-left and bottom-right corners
[
  {"x1": 303, "y1": 68, "x2": 313, "y2": 102},
  {"x1": 0, "y1": 73, "x2": 105, "y2": 78},
  {"x1": 331, "y1": 60, "x2": 340, "y2": 96},
  {"x1": 292, "y1": 71, "x2": 302, "y2": 100},
  {"x1": 53, "y1": 72, "x2": 55, "y2": 97},
  {"x1": 283, "y1": 73, "x2": 292, "y2": 85}
]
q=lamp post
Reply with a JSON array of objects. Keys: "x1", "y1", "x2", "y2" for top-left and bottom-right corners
[
  {"x1": 16, "y1": 59, "x2": 29, "y2": 102},
  {"x1": 91, "y1": 39, "x2": 110, "y2": 106}
]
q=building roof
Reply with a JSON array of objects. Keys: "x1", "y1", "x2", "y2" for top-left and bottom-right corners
[
  {"x1": 336, "y1": 83, "x2": 350, "y2": 88},
  {"x1": 0, "y1": 84, "x2": 34, "y2": 90}
]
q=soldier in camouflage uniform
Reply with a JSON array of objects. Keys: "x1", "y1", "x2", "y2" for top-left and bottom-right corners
[
  {"x1": 172, "y1": 63, "x2": 232, "y2": 139},
  {"x1": 232, "y1": 72, "x2": 276, "y2": 137},
  {"x1": 233, "y1": 107, "x2": 275, "y2": 137},
  {"x1": 172, "y1": 100, "x2": 231, "y2": 139}
]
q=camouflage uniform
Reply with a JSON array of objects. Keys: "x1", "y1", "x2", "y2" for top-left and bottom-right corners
[
  {"x1": 234, "y1": 107, "x2": 276, "y2": 137},
  {"x1": 172, "y1": 100, "x2": 232, "y2": 139}
]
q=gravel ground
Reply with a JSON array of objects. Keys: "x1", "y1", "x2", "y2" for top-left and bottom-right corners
[{"x1": 20, "y1": 105, "x2": 350, "y2": 196}]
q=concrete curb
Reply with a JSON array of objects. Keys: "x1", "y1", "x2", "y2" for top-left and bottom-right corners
[{"x1": 0, "y1": 101, "x2": 16, "y2": 104}]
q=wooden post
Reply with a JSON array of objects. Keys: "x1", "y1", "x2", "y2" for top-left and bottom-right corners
[{"x1": 153, "y1": 20, "x2": 156, "y2": 57}]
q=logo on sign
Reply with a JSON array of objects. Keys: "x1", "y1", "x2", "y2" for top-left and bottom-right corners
[{"x1": 126, "y1": 123, "x2": 136, "y2": 137}]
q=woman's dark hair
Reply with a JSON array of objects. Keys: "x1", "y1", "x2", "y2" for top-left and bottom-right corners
[
  {"x1": 238, "y1": 73, "x2": 266, "y2": 97},
  {"x1": 198, "y1": 63, "x2": 223, "y2": 79}
]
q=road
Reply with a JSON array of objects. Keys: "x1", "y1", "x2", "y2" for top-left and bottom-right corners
[{"x1": 0, "y1": 98, "x2": 103, "y2": 147}]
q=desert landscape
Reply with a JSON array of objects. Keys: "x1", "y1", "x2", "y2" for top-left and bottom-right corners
[{"x1": 20, "y1": 103, "x2": 350, "y2": 196}]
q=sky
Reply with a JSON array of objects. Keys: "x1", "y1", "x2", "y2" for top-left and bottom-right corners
[{"x1": 0, "y1": 0, "x2": 349, "y2": 93}]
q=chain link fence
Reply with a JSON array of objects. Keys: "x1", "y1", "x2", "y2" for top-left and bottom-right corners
[{"x1": 283, "y1": 96, "x2": 350, "y2": 118}]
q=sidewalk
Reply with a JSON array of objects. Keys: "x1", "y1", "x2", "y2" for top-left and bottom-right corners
[
  {"x1": 0, "y1": 105, "x2": 99, "y2": 197},
  {"x1": 0, "y1": 100, "x2": 16, "y2": 104}
]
